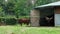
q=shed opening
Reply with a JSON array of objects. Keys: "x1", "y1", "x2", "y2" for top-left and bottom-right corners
[{"x1": 39, "y1": 8, "x2": 55, "y2": 27}]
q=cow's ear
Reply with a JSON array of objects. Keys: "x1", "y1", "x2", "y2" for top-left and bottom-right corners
[
  {"x1": 50, "y1": 17, "x2": 52, "y2": 19},
  {"x1": 45, "y1": 17, "x2": 49, "y2": 20}
]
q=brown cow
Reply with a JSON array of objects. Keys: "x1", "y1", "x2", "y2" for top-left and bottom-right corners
[{"x1": 18, "y1": 18, "x2": 30, "y2": 26}]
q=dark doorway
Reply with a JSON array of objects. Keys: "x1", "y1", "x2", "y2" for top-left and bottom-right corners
[{"x1": 39, "y1": 8, "x2": 54, "y2": 27}]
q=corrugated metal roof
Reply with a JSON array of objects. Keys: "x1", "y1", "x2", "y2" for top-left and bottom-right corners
[{"x1": 35, "y1": 1, "x2": 60, "y2": 8}]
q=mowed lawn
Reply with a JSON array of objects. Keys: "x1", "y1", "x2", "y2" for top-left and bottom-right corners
[{"x1": 0, "y1": 26, "x2": 60, "y2": 34}]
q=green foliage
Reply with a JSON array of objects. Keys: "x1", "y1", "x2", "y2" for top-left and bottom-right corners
[
  {"x1": 0, "y1": 6, "x2": 3, "y2": 12},
  {"x1": 5, "y1": 18, "x2": 17, "y2": 25},
  {"x1": 35, "y1": 0, "x2": 60, "y2": 6},
  {"x1": 35, "y1": 0, "x2": 52, "y2": 6},
  {"x1": 0, "y1": 18, "x2": 17, "y2": 25},
  {"x1": 13, "y1": 0, "x2": 31, "y2": 18},
  {"x1": 0, "y1": 6, "x2": 4, "y2": 17}
]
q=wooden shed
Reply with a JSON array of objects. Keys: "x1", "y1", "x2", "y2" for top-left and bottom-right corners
[{"x1": 30, "y1": 1, "x2": 60, "y2": 27}]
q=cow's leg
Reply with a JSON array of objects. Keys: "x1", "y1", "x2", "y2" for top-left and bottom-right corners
[
  {"x1": 19, "y1": 22, "x2": 22, "y2": 26},
  {"x1": 20, "y1": 23, "x2": 22, "y2": 26},
  {"x1": 26, "y1": 22, "x2": 29, "y2": 26}
]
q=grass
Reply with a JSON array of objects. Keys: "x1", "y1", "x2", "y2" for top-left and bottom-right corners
[{"x1": 0, "y1": 25, "x2": 60, "y2": 34}]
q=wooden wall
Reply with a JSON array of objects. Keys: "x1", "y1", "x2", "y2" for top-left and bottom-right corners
[{"x1": 55, "y1": 7, "x2": 60, "y2": 14}]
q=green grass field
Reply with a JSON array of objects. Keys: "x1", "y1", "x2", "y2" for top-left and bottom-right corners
[{"x1": 0, "y1": 25, "x2": 60, "y2": 34}]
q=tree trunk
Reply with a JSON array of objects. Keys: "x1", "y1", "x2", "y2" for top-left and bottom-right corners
[{"x1": 30, "y1": 9, "x2": 40, "y2": 27}]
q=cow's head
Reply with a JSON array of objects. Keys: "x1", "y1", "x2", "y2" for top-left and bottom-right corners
[{"x1": 45, "y1": 15, "x2": 53, "y2": 23}]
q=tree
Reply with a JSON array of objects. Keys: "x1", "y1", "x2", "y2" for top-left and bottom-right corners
[
  {"x1": 0, "y1": 6, "x2": 4, "y2": 17},
  {"x1": 13, "y1": 0, "x2": 32, "y2": 18}
]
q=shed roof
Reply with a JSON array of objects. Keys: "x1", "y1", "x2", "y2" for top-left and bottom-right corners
[{"x1": 35, "y1": 1, "x2": 60, "y2": 9}]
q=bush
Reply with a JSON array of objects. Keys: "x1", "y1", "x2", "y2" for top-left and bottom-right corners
[
  {"x1": 5, "y1": 18, "x2": 17, "y2": 25},
  {"x1": 0, "y1": 18, "x2": 17, "y2": 25}
]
